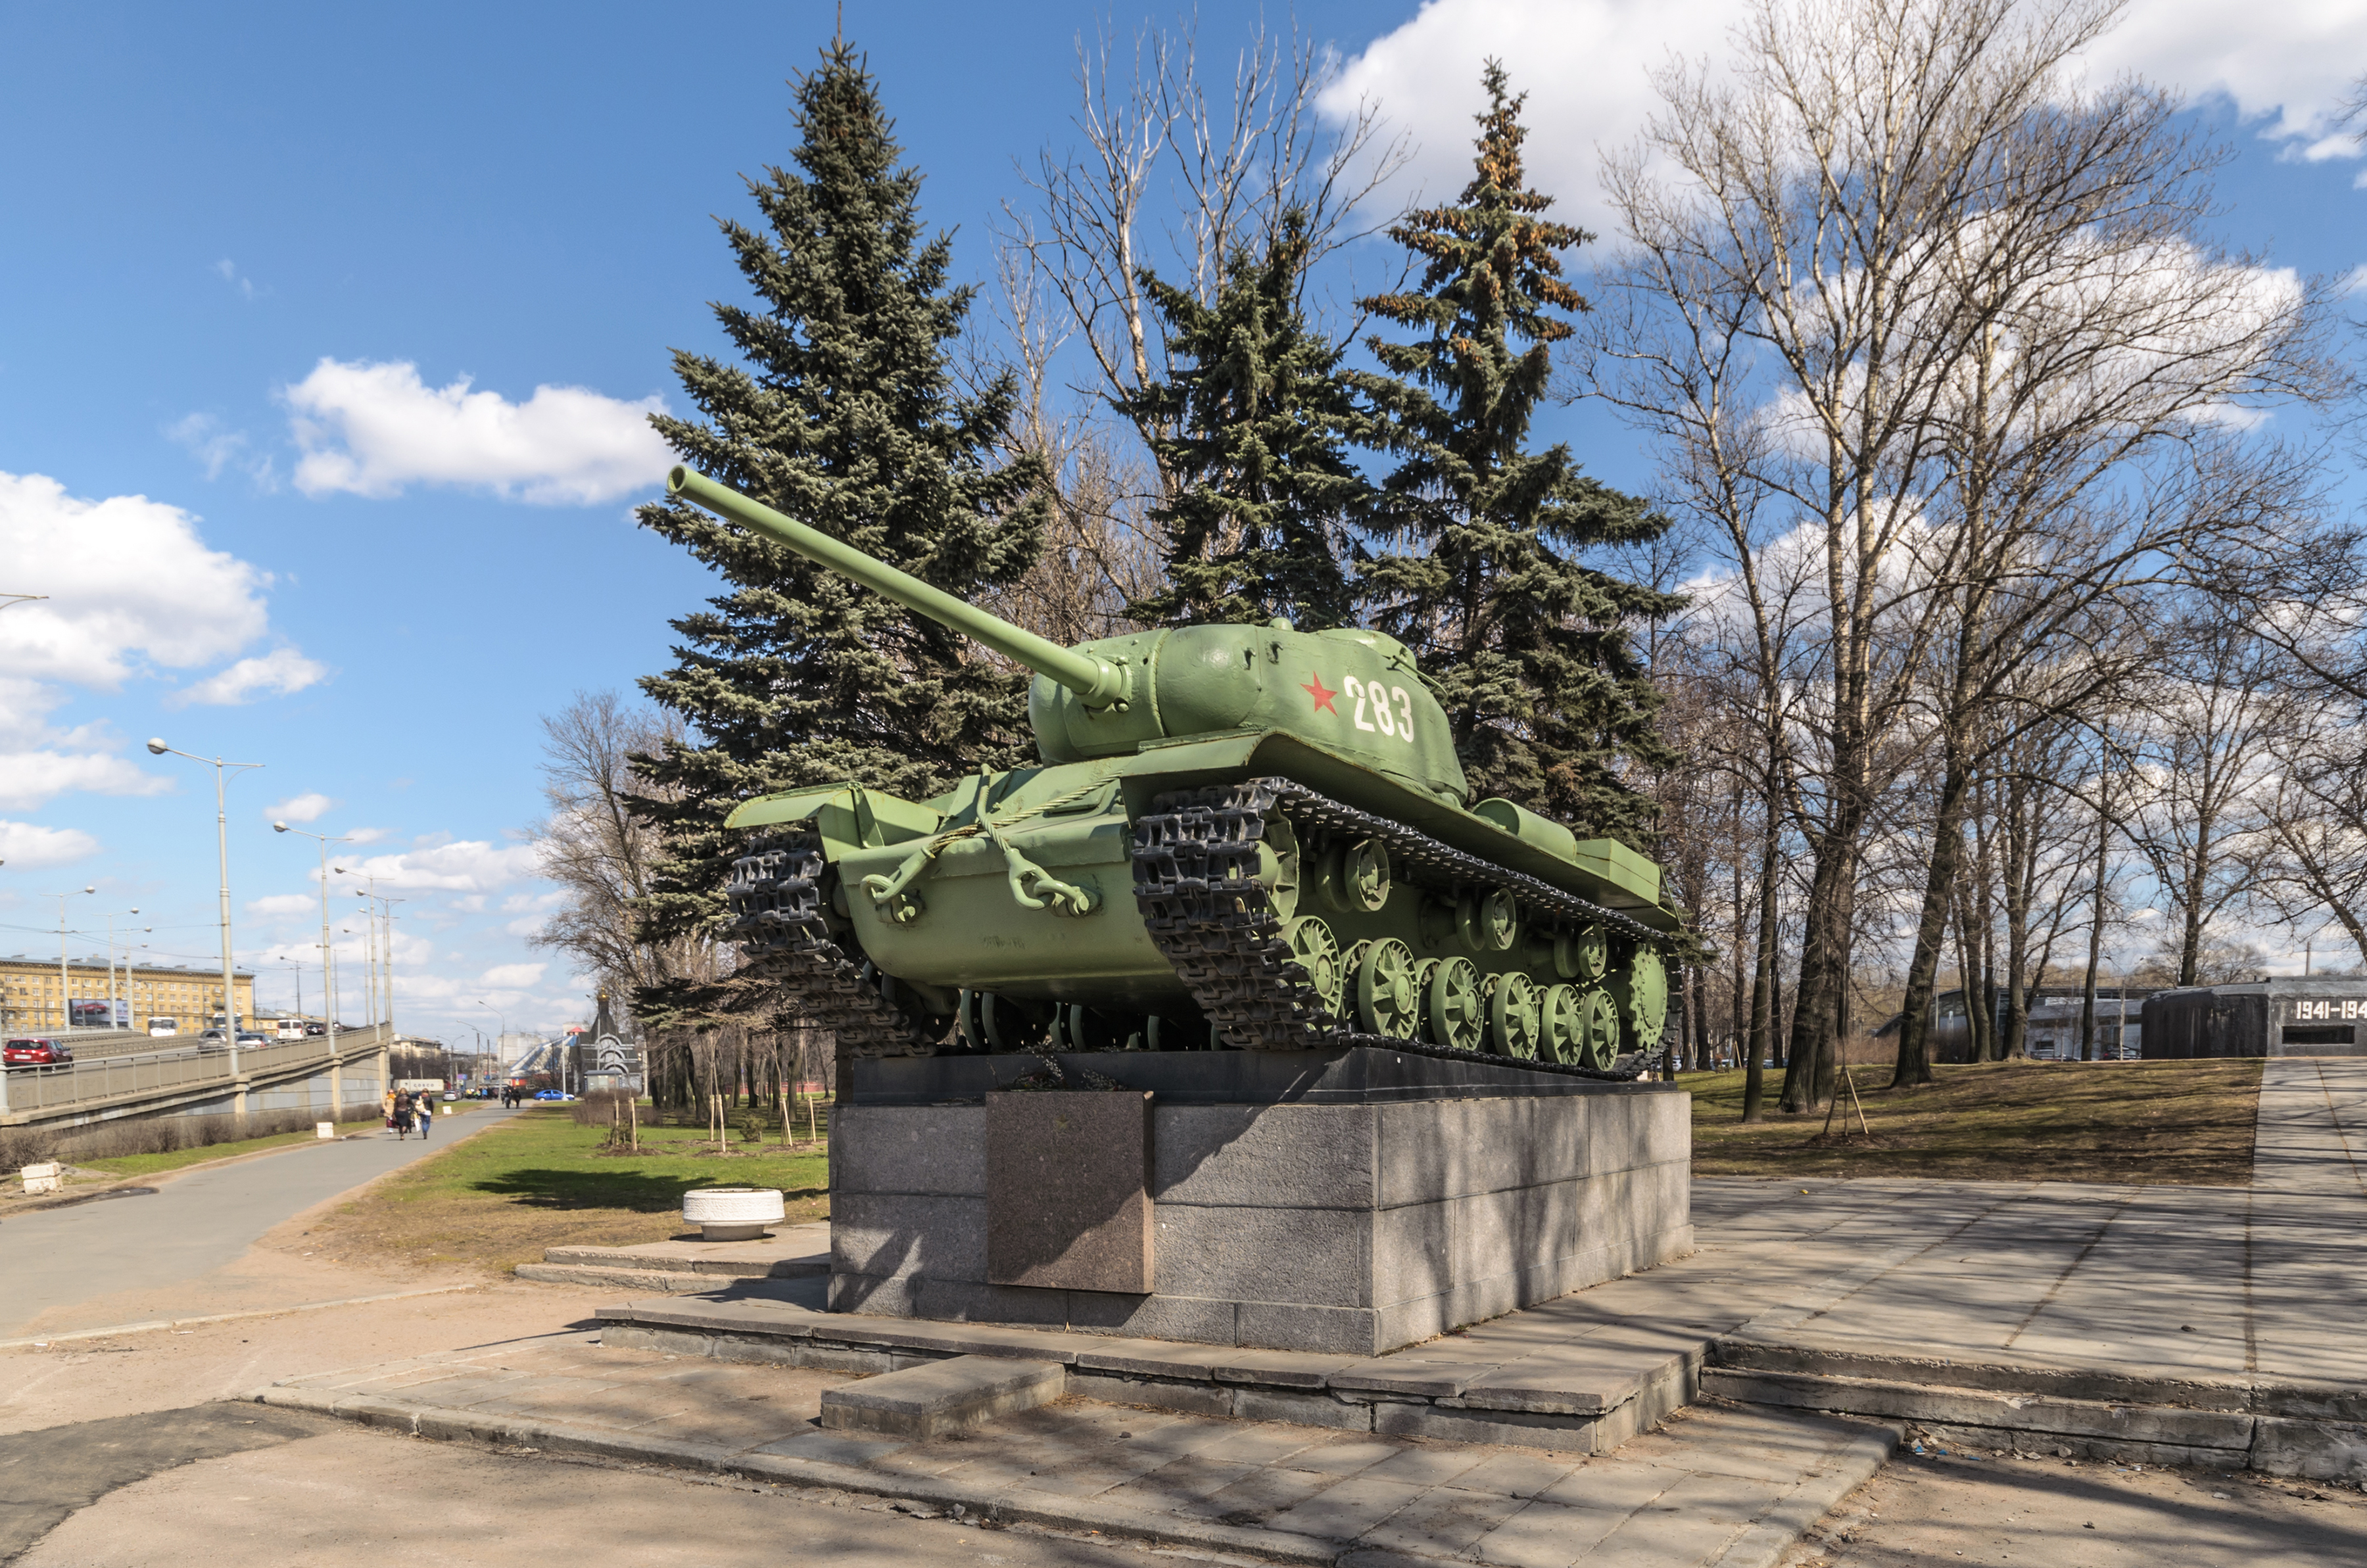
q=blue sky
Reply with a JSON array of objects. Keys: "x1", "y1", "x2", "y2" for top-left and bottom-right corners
[{"x1": 1, "y1": 0, "x2": 2359, "y2": 1042}]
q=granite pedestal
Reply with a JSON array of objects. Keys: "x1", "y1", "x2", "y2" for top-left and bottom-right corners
[{"x1": 827, "y1": 1047, "x2": 1692, "y2": 1356}]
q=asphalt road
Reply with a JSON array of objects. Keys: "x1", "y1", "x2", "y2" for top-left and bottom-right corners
[{"x1": 0, "y1": 1108, "x2": 519, "y2": 1338}]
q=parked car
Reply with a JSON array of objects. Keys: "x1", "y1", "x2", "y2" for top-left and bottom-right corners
[
  {"x1": 4, "y1": 1037, "x2": 74, "y2": 1066},
  {"x1": 532, "y1": 1089, "x2": 574, "y2": 1101},
  {"x1": 440, "y1": 1091, "x2": 459, "y2": 1102},
  {"x1": 146, "y1": 1016, "x2": 178, "y2": 1038}
]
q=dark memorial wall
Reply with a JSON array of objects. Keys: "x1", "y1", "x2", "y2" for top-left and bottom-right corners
[{"x1": 2141, "y1": 979, "x2": 2367, "y2": 1059}]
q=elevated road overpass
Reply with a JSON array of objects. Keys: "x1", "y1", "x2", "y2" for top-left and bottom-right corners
[{"x1": 0, "y1": 1024, "x2": 393, "y2": 1130}]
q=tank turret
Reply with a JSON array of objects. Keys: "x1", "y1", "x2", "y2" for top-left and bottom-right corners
[{"x1": 667, "y1": 467, "x2": 1679, "y2": 1072}]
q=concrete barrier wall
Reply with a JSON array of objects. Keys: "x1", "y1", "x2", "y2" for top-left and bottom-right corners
[{"x1": 0, "y1": 1025, "x2": 391, "y2": 1128}]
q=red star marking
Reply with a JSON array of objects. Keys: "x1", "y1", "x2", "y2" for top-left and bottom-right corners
[{"x1": 1302, "y1": 673, "x2": 1338, "y2": 713}]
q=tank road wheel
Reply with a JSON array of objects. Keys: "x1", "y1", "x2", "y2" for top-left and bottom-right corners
[
  {"x1": 1574, "y1": 987, "x2": 1621, "y2": 1069},
  {"x1": 1259, "y1": 817, "x2": 1303, "y2": 921},
  {"x1": 1322, "y1": 837, "x2": 1393, "y2": 914},
  {"x1": 1539, "y1": 983, "x2": 1583, "y2": 1064},
  {"x1": 1355, "y1": 938, "x2": 1420, "y2": 1039},
  {"x1": 1488, "y1": 972, "x2": 1542, "y2": 1059},
  {"x1": 961, "y1": 990, "x2": 1047, "y2": 1053},
  {"x1": 1283, "y1": 915, "x2": 1348, "y2": 1018},
  {"x1": 1556, "y1": 925, "x2": 1609, "y2": 984},
  {"x1": 1424, "y1": 956, "x2": 1485, "y2": 1052},
  {"x1": 1458, "y1": 890, "x2": 1519, "y2": 953},
  {"x1": 1615, "y1": 947, "x2": 1670, "y2": 1049},
  {"x1": 1055, "y1": 1003, "x2": 1136, "y2": 1052}
]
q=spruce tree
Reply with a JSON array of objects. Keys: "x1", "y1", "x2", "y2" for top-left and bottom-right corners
[
  {"x1": 1117, "y1": 210, "x2": 1363, "y2": 630},
  {"x1": 1352, "y1": 62, "x2": 1678, "y2": 844},
  {"x1": 632, "y1": 41, "x2": 1045, "y2": 1005}
]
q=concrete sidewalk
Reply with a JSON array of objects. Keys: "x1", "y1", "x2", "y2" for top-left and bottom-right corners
[
  {"x1": 258, "y1": 1330, "x2": 1896, "y2": 1568},
  {"x1": 2253, "y1": 1058, "x2": 2367, "y2": 1199}
]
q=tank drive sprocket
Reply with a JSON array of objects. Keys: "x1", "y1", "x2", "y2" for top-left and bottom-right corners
[
  {"x1": 1132, "y1": 778, "x2": 1656, "y2": 1078},
  {"x1": 723, "y1": 828, "x2": 944, "y2": 1058}
]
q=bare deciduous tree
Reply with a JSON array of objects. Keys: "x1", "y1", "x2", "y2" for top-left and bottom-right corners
[
  {"x1": 1585, "y1": 0, "x2": 2331, "y2": 1105},
  {"x1": 1006, "y1": 16, "x2": 1408, "y2": 499}
]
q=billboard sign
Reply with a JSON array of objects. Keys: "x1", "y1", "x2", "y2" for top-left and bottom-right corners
[
  {"x1": 394, "y1": 1078, "x2": 446, "y2": 1092},
  {"x1": 70, "y1": 999, "x2": 129, "y2": 1029}
]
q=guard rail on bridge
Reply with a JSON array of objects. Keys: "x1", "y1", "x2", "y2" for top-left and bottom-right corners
[{"x1": 0, "y1": 1023, "x2": 392, "y2": 1129}]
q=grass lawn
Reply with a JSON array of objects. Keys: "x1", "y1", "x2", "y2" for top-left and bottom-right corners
[
  {"x1": 82, "y1": 1124, "x2": 345, "y2": 1178},
  {"x1": 1688, "y1": 1057, "x2": 2264, "y2": 1185},
  {"x1": 305, "y1": 1106, "x2": 830, "y2": 1275}
]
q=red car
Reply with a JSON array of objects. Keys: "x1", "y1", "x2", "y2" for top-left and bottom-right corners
[{"x1": 3, "y1": 1037, "x2": 73, "y2": 1066}]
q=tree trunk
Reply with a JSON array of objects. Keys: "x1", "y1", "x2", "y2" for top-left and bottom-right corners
[
  {"x1": 2001, "y1": 772, "x2": 2032, "y2": 1060},
  {"x1": 1894, "y1": 753, "x2": 1971, "y2": 1087},
  {"x1": 2079, "y1": 765, "x2": 2109, "y2": 1060},
  {"x1": 1782, "y1": 828, "x2": 1859, "y2": 1112},
  {"x1": 1742, "y1": 826, "x2": 1779, "y2": 1122}
]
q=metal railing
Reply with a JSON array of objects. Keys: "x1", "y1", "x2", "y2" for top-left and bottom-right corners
[{"x1": 0, "y1": 1023, "x2": 389, "y2": 1120}]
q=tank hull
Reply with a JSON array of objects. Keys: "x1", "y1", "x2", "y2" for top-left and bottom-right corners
[{"x1": 726, "y1": 730, "x2": 1681, "y2": 1062}]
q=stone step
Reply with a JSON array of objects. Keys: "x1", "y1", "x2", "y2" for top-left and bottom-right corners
[
  {"x1": 514, "y1": 1263, "x2": 808, "y2": 1293},
  {"x1": 820, "y1": 1354, "x2": 1065, "y2": 1440},
  {"x1": 1708, "y1": 1334, "x2": 2367, "y2": 1480},
  {"x1": 254, "y1": 1334, "x2": 1901, "y2": 1568},
  {"x1": 535, "y1": 1247, "x2": 830, "y2": 1279},
  {"x1": 595, "y1": 1291, "x2": 1711, "y2": 1455}
]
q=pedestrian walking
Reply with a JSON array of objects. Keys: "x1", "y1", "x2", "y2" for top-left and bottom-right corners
[
  {"x1": 416, "y1": 1096, "x2": 433, "y2": 1138},
  {"x1": 393, "y1": 1089, "x2": 414, "y2": 1141}
]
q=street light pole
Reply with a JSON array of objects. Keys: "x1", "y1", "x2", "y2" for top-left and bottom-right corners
[
  {"x1": 102, "y1": 909, "x2": 141, "y2": 1028},
  {"x1": 148, "y1": 739, "x2": 264, "y2": 1109},
  {"x1": 277, "y1": 822, "x2": 350, "y2": 1112},
  {"x1": 379, "y1": 895, "x2": 405, "y2": 1041},
  {"x1": 39, "y1": 886, "x2": 95, "y2": 1032}
]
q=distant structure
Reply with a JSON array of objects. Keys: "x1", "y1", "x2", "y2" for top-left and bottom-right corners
[
  {"x1": 1875, "y1": 985, "x2": 2162, "y2": 1061},
  {"x1": 2141, "y1": 978, "x2": 2367, "y2": 1059},
  {"x1": 581, "y1": 989, "x2": 642, "y2": 1092}
]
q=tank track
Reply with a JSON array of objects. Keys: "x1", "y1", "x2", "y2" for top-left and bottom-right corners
[
  {"x1": 723, "y1": 829, "x2": 940, "y2": 1058},
  {"x1": 1131, "y1": 777, "x2": 1653, "y2": 1080}
]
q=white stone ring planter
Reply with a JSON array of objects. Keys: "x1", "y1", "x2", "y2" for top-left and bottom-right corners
[{"x1": 682, "y1": 1186, "x2": 785, "y2": 1241}]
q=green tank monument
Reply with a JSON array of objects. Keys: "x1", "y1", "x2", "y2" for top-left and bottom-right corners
[{"x1": 671, "y1": 467, "x2": 1694, "y2": 1354}]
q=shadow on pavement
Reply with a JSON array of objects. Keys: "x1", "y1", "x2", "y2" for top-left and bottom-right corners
[{"x1": 0, "y1": 1401, "x2": 335, "y2": 1561}]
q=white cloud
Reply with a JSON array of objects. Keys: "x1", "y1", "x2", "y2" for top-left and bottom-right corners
[
  {"x1": 0, "y1": 469, "x2": 322, "y2": 802},
  {"x1": 165, "y1": 413, "x2": 274, "y2": 487},
  {"x1": 283, "y1": 358, "x2": 675, "y2": 506},
  {"x1": 214, "y1": 258, "x2": 259, "y2": 301},
  {"x1": 479, "y1": 961, "x2": 547, "y2": 989},
  {"x1": 268, "y1": 791, "x2": 337, "y2": 824},
  {"x1": 505, "y1": 915, "x2": 548, "y2": 937},
  {"x1": 1322, "y1": 1, "x2": 2367, "y2": 234},
  {"x1": 330, "y1": 837, "x2": 544, "y2": 893},
  {"x1": 2339, "y1": 264, "x2": 2367, "y2": 297},
  {"x1": 0, "y1": 819, "x2": 99, "y2": 867},
  {"x1": 168, "y1": 647, "x2": 328, "y2": 707},
  {"x1": 347, "y1": 826, "x2": 390, "y2": 844},
  {"x1": 0, "y1": 471, "x2": 272, "y2": 686},
  {"x1": 0, "y1": 749, "x2": 170, "y2": 812},
  {"x1": 247, "y1": 893, "x2": 321, "y2": 917}
]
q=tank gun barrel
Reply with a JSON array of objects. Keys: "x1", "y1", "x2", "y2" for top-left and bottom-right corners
[{"x1": 666, "y1": 467, "x2": 1131, "y2": 707}]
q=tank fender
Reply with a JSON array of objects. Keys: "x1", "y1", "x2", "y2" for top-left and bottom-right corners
[{"x1": 724, "y1": 782, "x2": 944, "y2": 855}]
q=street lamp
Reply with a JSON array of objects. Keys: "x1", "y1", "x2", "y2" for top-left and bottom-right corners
[
  {"x1": 148, "y1": 738, "x2": 264, "y2": 1104},
  {"x1": 277, "y1": 822, "x2": 350, "y2": 1106},
  {"x1": 101, "y1": 909, "x2": 141, "y2": 1028},
  {"x1": 37, "y1": 885, "x2": 95, "y2": 1031},
  {"x1": 477, "y1": 999, "x2": 506, "y2": 1081}
]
